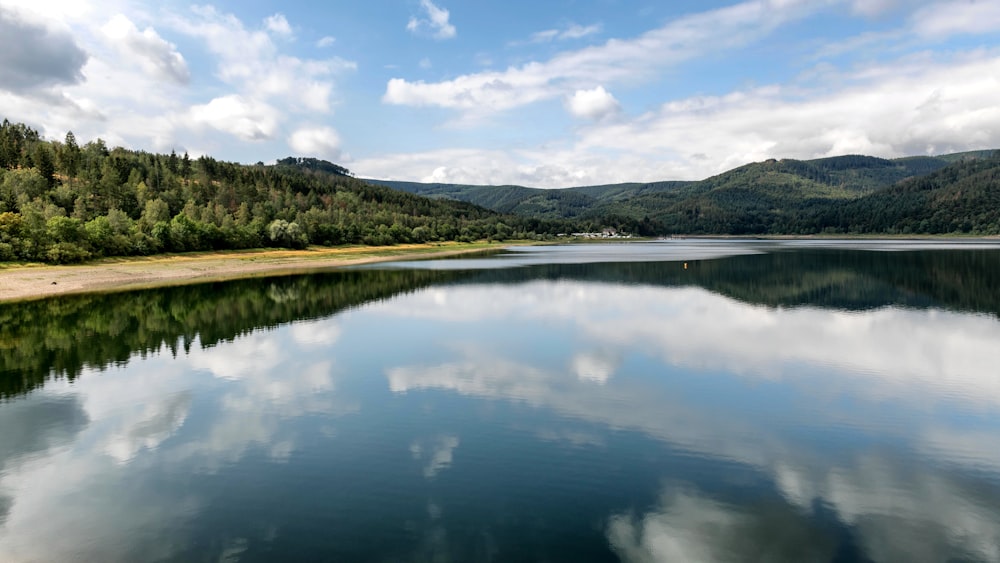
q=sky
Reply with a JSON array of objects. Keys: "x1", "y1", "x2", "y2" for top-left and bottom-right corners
[{"x1": 1, "y1": 0, "x2": 999, "y2": 188}]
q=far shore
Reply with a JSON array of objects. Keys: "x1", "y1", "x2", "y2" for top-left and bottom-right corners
[{"x1": 0, "y1": 242, "x2": 511, "y2": 303}]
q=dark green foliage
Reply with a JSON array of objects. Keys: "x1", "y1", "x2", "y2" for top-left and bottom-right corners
[
  {"x1": 371, "y1": 179, "x2": 695, "y2": 220},
  {"x1": 815, "y1": 152, "x2": 1000, "y2": 235},
  {"x1": 277, "y1": 157, "x2": 351, "y2": 176},
  {"x1": 0, "y1": 120, "x2": 574, "y2": 263}
]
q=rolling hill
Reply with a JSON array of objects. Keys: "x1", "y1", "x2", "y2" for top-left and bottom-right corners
[{"x1": 367, "y1": 150, "x2": 1000, "y2": 235}]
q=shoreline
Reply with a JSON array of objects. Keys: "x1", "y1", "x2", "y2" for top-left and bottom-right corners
[{"x1": 0, "y1": 243, "x2": 508, "y2": 303}]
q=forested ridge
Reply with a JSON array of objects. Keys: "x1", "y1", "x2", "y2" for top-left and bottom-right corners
[
  {"x1": 0, "y1": 120, "x2": 581, "y2": 264},
  {"x1": 375, "y1": 151, "x2": 1000, "y2": 236}
]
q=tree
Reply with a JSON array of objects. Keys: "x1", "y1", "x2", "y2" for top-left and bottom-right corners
[
  {"x1": 268, "y1": 219, "x2": 307, "y2": 249},
  {"x1": 167, "y1": 149, "x2": 179, "y2": 174},
  {"x1": 181, "y1": 151, "x2": 191, "y2": 178},
  {"x1": 1, "y1": 168, "x2": 47, "y2": 207},
  {"x1": 33, "y1": 144, "x2": 56, "y2": 187},
  {"x1": 59, "y1": 131, "x2": 81, "y2": 180}
]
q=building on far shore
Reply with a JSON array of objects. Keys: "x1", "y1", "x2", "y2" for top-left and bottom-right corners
[{"x1": 562, "y1": 228, "x2": 632, "y2": 239}]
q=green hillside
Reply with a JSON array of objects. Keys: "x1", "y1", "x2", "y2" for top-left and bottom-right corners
[
  {"x1": 369, "y1": 178, "x2": 695, "y2": 220},
  {"x1": 371, "y1": 150, "x2": 998, "y2": 236},
  {"x1": 0, "y1": 119, "x2": 578, "y2": 264},
  {"x1": 817, "y1": 153, "x2": 1000, "y2": 234}
]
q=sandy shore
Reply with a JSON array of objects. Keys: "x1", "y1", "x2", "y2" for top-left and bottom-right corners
[{"x1": 0, "y1": 243, "x2": 503, "y2": 303}]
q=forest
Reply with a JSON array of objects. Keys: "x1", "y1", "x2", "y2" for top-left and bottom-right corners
[{"x1": 0, "y1": 120, "x2": 581, "y2": 263}]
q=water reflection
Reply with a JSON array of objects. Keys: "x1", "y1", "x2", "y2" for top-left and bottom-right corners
[
  {"x1": 1, "y1": 243, "x2": 1000, "y2": 561},
  {"x1": 385, "y1": 283, "x2": 1000, "y2": 411},
  {"x1": 373, "y1": 262, "x2": 1000, "y2": 561},
  {"x1": 607, "y1": 488, "x2": 838, "y2": 562}
]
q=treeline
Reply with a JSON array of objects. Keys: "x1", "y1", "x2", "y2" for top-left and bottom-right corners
[{"x1": 0, "y1": 120, "x2": 578, "y2": 263}]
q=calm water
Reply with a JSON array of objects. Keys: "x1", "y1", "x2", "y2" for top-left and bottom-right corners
[{"x1": 3, "y1": 240, "x2": 1000, "y2": 562}]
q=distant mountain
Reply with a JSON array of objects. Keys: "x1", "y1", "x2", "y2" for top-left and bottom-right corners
[
  {"x1": 367, "y1": 178, "x2": 694, "y2": 220},
  {"x1": 817, "y1": 153, "x2": 1000, "y2": 234},
  {"x1": 367, "y1": 150, "x2": 1000, "y2": 235}
]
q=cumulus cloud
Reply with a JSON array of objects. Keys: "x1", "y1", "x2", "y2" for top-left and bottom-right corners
[
  {"x1": 189, "y1": 95, "x2": 279, "y2": 140},
  {"x1": 0, "y1": 7, "x2": 88, "y2": 93},
  {"x1": 316, "y1": 35, "x2": 336, "y2": 48},
  {"x1": 574, "y1": 51, "x2": 1000, "y2": 170},
  {"x1": 352, "y1": 147, "x2": 602, "y2": 187},
  {"x1": 288, "y1": 126, "x2": 342, "y2": 160},
  {"x1": 170, "y1": 5, "x2": 356, "y2": 113},
  {"x1": 101, "y1": 14, "x2": 189, "y2": 84},
  {"x1": 406, "y1": 0, "x2": 456, "y2": 40},
  {"x1": 264, "y1": 13, "x2": 292, "y2": 37},
  {"x1": 566, "y1": 86, "x2": 620, "y2": 120}
]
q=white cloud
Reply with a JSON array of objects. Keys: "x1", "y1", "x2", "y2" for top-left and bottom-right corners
[
  {"x1": 367, "y1": 49, "x2": 1000, "y2": 186},
  {"x1": 566, "y1": 86, "x2": 620, "y2": 120},
  {"x1": 316, "y1": 35, "x2": 335, "y2": 48},
  {"x1": 385, "y1": 0, "x2": 834, "y2": 113},
  {"x1": 0, "y1": 0, "x2": 96, "y2": 22},
  {"x1": 528, "y1": 23, "x2": 602, "y2": 43},
  {"x1": 189, "y1": 95, "x2": 279, "y2": 141},
  {"x1": 559, "y1": 23, "x2": 602, "y2": 40},
  {"x1": 170, "y1": 5, "x2": 355, "y2": 113},
  {"x1": 406, "y1": 0, "x2": 456, "y2": 40},
  {"x1": 288, "y1": 126, "x2": 342, "y2": 160},
  {"x1": 353, "y1": 147, "x2": 602, "y2": 187},
  {"x1": 850, "y1": 0, "x2": 899, "y2": 17},
  {"x1": 264, "y1": 13, "x2": 292, "y2": 37},
  {"x1": 912, "y1": 0, "x2": 1000, "y2": 36},
  {"x1": 575, "y1": 50, "x2": 1000, "y2": 170},
  {"x1": 101, "y1": 14, "x2": 189, "y2": 84}
]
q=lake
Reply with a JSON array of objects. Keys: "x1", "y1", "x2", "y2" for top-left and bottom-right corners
[{"x1": 3, "y1": 240, "x2": 1000, "y2": 562}]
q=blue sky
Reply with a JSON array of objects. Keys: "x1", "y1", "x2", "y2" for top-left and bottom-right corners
[{"x1": 1, "y1": 0, "x2": 999, "y2": 187}]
